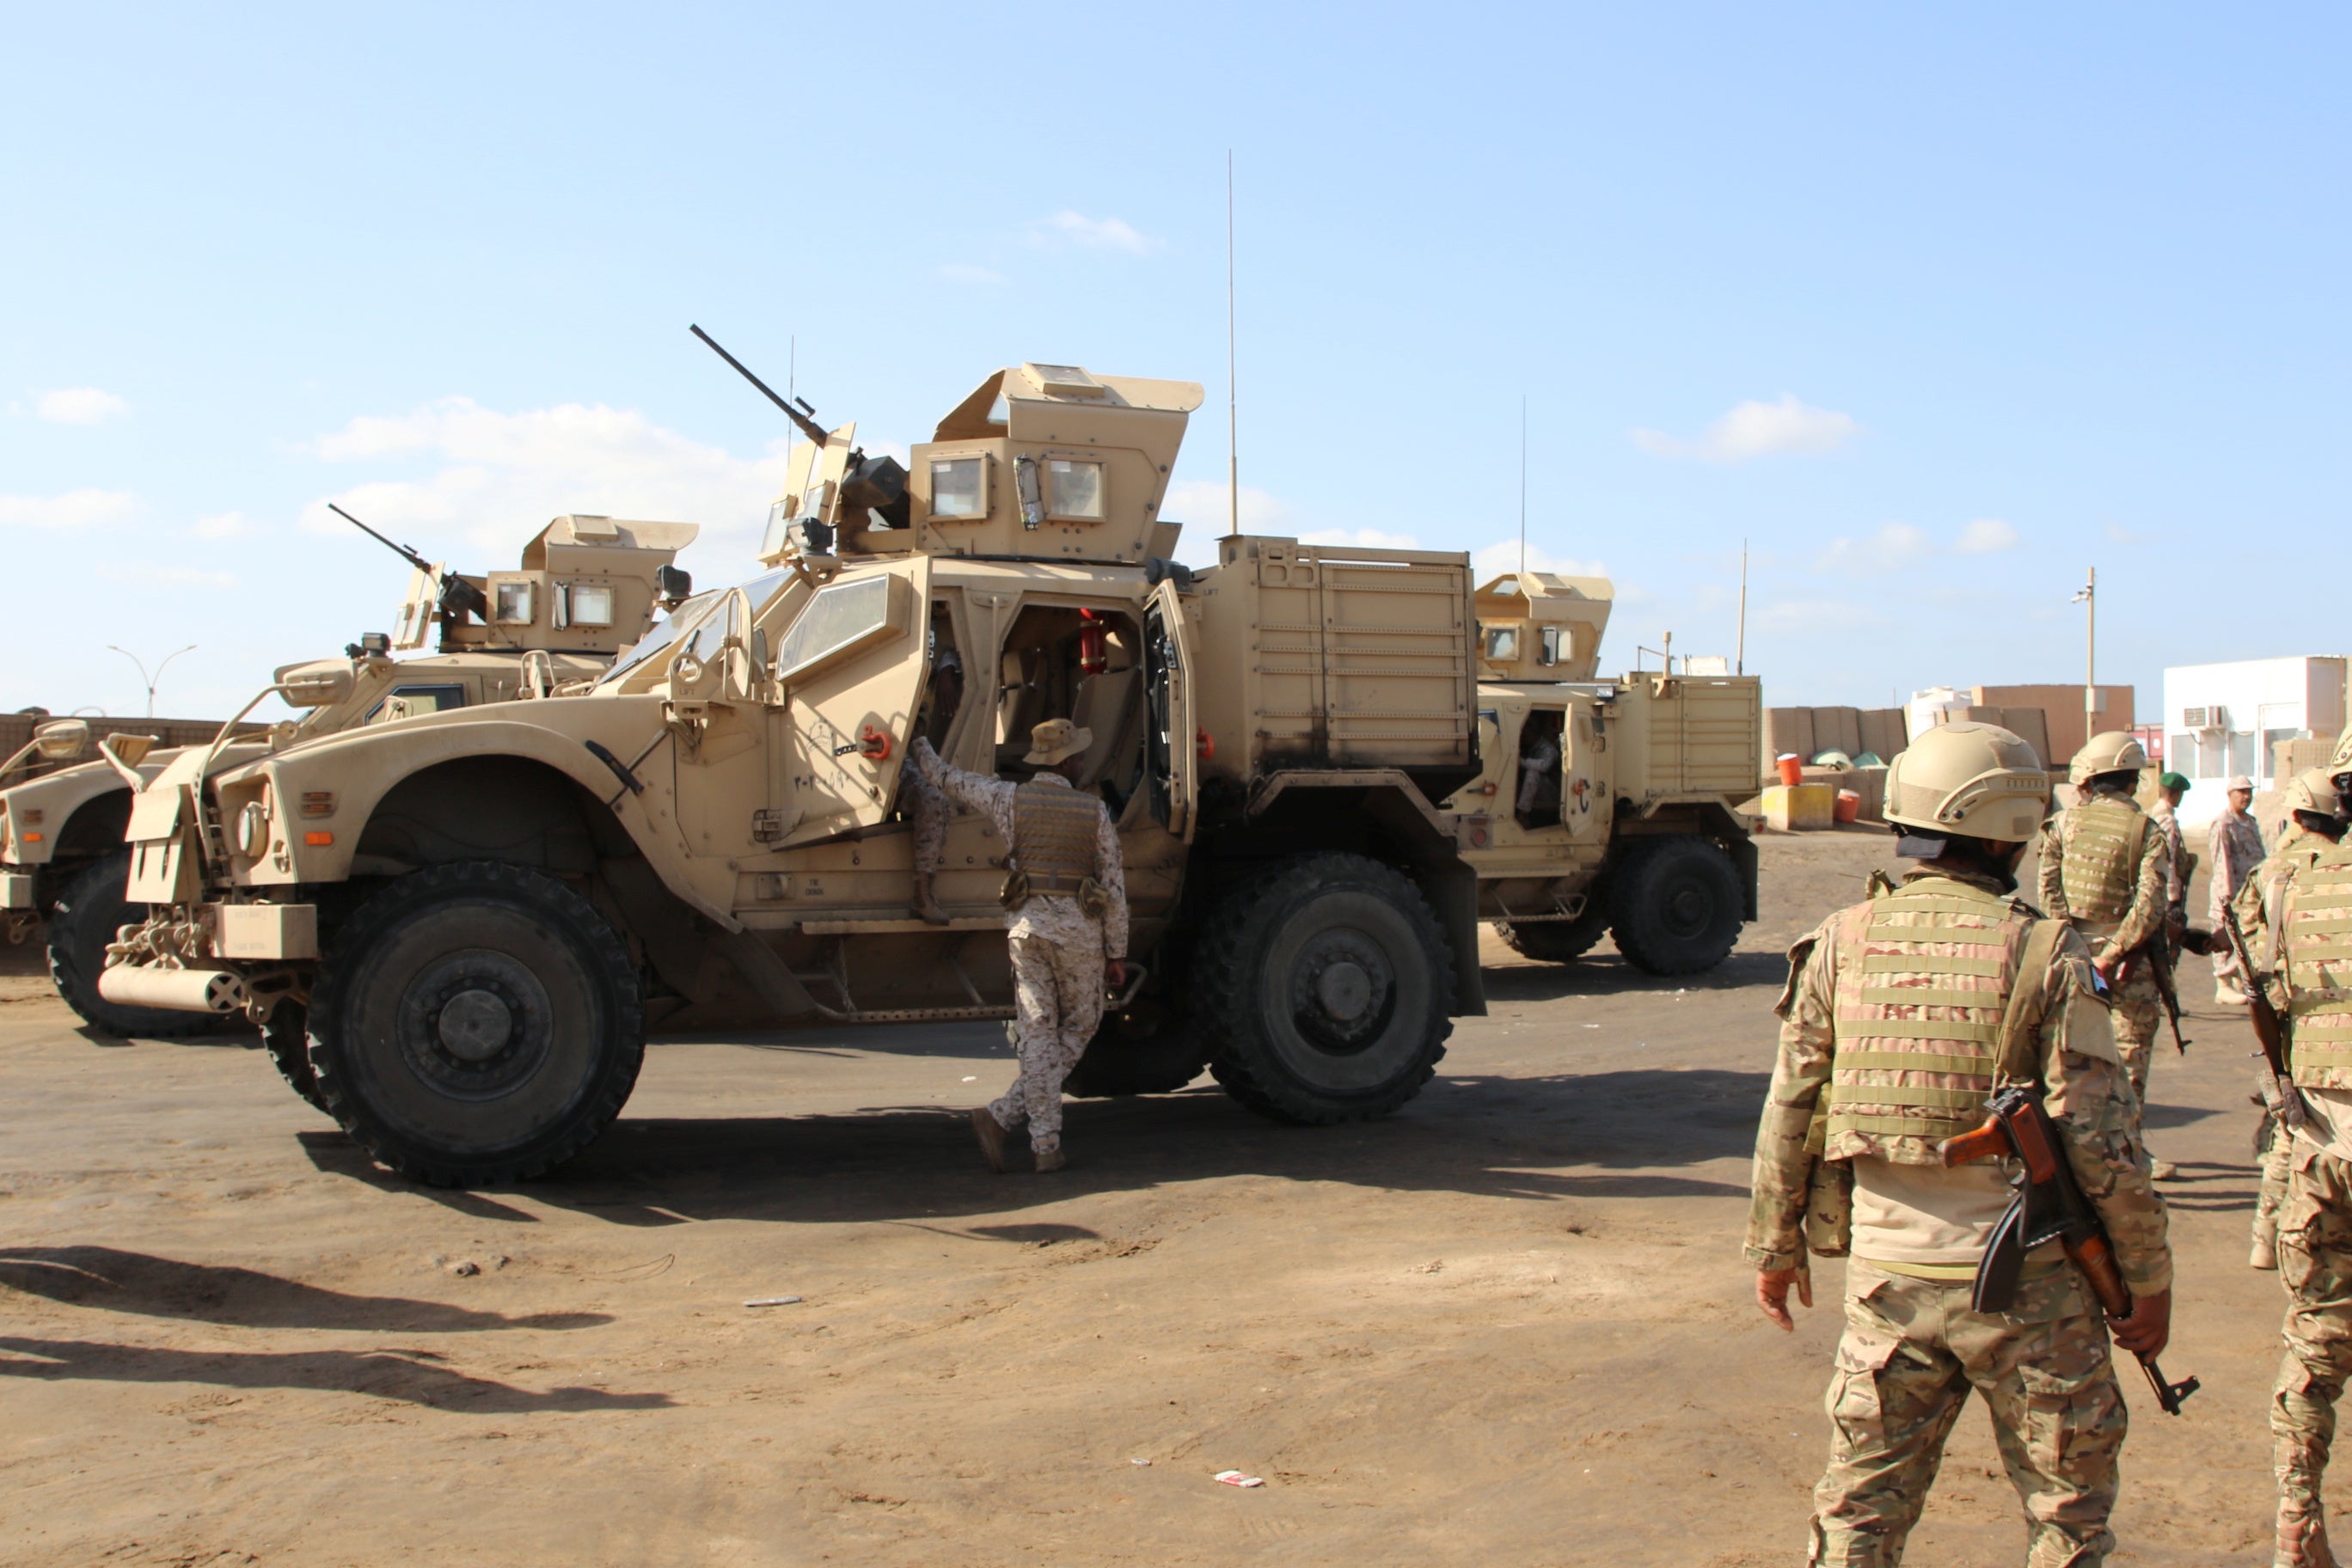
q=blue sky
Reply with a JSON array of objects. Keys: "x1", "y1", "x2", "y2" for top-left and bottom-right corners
[{"x1": 5, "y1": 3, "x2": 2344, "y2": 726}]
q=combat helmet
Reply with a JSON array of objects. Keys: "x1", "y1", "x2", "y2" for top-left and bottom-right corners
[
  {"x1": 2331, "y1": 722, "x2": 2352, "y2": 790},
  {"x1": 1886, "y1": 722, "x2": 2052, "y2": 843},
  {"x1": 2068, "y1": 730, "x2": 2149, "y2": 788},
  {"x1": 2288, "y1": 767, "x2": 2345, "y2": 822}
]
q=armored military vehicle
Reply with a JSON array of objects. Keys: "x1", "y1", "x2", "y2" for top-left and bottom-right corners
[
  {"x1": 1, "y1": 513, "x2": 695, "y2": 1050},
  {"x1": 99, "y1": 360, "x2": 1753, "y2": 1186},
  {"x1": 1447, "y1": 571, "x2": 1760, "y2": 973}
]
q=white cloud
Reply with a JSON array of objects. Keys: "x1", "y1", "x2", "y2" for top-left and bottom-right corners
[
  {"x1": 935, "y1": 262, "x2": 1003, "y2": 285},
  {"x1": 1472, "y1": 541, "x2": 1609, "y2": 580},
  {"x1": 1954, "y1": 518, "x2": 2018, "y2": 554},
  {"x1": 95, "y1": 561, "x2": 238, "y2": 591},
  {"x1": 192, "y1": 511, "x2": 263, "y2": 541},
  {"x1": 2105, "y1": 521, "x2": 2151, "y2": 545},
  {"x1": 1302, "y1": 527, "x2": 1423, "y2": 551},
  {"x1": 1816, "y1": 523, "x2": 1932, "y2": 577},
  {"x1": 1029, "y1": 210, "x2": 1159, "y2": 254},
  {"x1": 1632, "y1": 394, "x2": 1859, "y2": 462},
  {"x1": 36, "y1": 387, "x2": 130, "y2": 425},
  {"x1": 303, "y1": 397, "x2": 789, "y2": 568},
  {"x1": 0, "y1": 488, "x2": 137, "y2": 529},
  {"x1": 1162, "y1": 478, "x2": 1289, "y2": 533},
  {"x1": 1755, "y1": 597, "x2": 1887, "y2": 632}
]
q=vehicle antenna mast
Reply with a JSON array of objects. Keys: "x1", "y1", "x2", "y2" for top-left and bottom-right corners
[
  {"x1": 690, "y1": 324, "x2": 828, "y2": 447},
  {"x1": 1518, "y1": 394, "x2": 1528, "y2": 577},
  {"x1": 1227, "y1": 150, "x2": 1239, "y2": 539}
]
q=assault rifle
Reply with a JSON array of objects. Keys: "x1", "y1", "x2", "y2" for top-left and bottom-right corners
[
  {"x1": 1942, "y1": 1086, "x2": 2199, "y2": 1416},
  {"x1": 2224, "y1": 903, "x2": 2306, "y2": 1132}
]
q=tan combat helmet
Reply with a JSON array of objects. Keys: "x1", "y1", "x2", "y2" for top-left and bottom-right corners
[
  {"x1": 2288, "y1": 767, "x2": 2346, "y2": 821},
  {"x1": 1886, "y1": 722, "x2": 2052, "y2": 843},
  {"x1": 2330, "y1": 721, "x2": 2352, "y2": 787},
  {"x1": 2068, "y1": 730, "x2": 2149, "y2": 788}
]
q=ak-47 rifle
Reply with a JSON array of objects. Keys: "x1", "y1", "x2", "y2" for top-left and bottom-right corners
[
  {"x1": 2224, "y1": 903, "x2": 2307, "y2": 1133},
  {"x1": 328, "y1": 503, "x2": 490, "y2": 623},
  {"x1": 1941, "y1": 1086, "x2": 2199, "y2": 1415}
]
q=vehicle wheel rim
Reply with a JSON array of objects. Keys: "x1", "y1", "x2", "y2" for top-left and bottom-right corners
[
  {"x1": 1662, "y1": 877, "x2": 1714, "y2": 939},
  {"x1": 395, "y1": 952, "x2": 553, "y2": 1099},
  {"x1": 1288, "y1": 930, "x2": 1394, "y2": 1055}
]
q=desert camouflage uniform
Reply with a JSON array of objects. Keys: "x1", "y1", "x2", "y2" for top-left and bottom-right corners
[
  {"x1": 2269, "y1": 840, "x2": 2352, "y2": 1562},
  {"x1": 2040, "y1": 787, "x2": 2171, "y2": 1105},
  {"x1": 2211, "y1": 803, "x2": 2269, "y2": 995},
  {"x1": 2147, "y1": 794, "x2": 2190, "y2": 915},
  {"x1": 1749, "y1": 866, "x2": 2170, "y2": 1568},
  {"x1": 898, "y1": 755, "x2": 946, "y2": 877},
  {"x1": 2244, "y1": 826, "x2": 2331, "y2": 1263},
  {"x1": 913, "y1": 738, "x2": 1127, "y2": 1156}
]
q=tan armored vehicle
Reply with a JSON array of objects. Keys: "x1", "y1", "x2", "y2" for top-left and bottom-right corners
[
  {"x1": 0, "y1": 514, "x2": 695, "y2": 1053},
  {"x1": 1448, "y1": 572, "x2": 1761, "y2": 971}
]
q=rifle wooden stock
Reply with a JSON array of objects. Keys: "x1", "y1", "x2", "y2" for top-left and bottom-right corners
[{"x1": 2061, "y1": 1230, "x2": 2134, "y2": 1322}]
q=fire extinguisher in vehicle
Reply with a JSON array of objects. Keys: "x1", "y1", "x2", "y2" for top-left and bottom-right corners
[{"x1": 1078, "y1": 609, "x2": 1107, "y2": 676}]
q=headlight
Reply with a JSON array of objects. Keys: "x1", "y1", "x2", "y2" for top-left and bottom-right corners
[{"x1": 236, "y1": 801, "x2": 270, "y2": 859}]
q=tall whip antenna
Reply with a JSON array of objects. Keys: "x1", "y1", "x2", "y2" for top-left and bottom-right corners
[
  {"x1": 1518, "y1": 395, "x2": 1528, "y2": 576},
  {"x1": 1226, "y1": 150, "x2": 1239, "y2": 539},
  {"x1": 1736, "y1": 539, "x2": 1749, "y2": 676}
]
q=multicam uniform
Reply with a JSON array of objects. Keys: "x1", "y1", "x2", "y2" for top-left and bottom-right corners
[
  {"x1": 2039, "y1": 787, "x2": 2171, "y2": 1103},
  {"x1": 2210, "y1": 803, "x2": 2269, "y2": 996},
  {"x1": 913, "y1": 738, "x2": 1128, "y2": 1157},
  {"x1": 1748, "y1": 867, "x2": 2170, "y2": 1567},
  {"x1": 2246, "y1": 824, "x2": 2331, "y2": 1261},
  {"x1": 2147, "y1": 794, "x2": 2190, "y2": 916},
  {"x1": 2269, "y1": 838, "x2": 2352, "y2": 1562}
]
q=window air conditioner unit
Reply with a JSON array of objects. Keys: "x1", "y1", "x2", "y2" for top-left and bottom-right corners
[{"x1": 2182, "y1": 706, "x2": 2225, "y2": 732}]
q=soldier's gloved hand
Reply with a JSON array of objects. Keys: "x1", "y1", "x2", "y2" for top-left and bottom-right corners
[
  {"x1": 2110, "y1": 1287, "x2": 2171, "y2": 1358},
  {"x1": 1106, "y1": 959, "x2": 1126, "y2": 991},
  {"x1": 1755, "y1": 1267, "x2": 1810, "y2": 1332}
]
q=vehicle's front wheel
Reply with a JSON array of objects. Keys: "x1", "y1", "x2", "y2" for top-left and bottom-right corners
[
  {"x1": 1062, "y1": 992, "x2": 1209, "y2": 1097},
  {"x1": 1202, "y1": 854, "x2": 1453, "y2": 1124},
  {"x1": 307, "y1": 861, "x2": 644, "y2": 1185},
  {"x1": 1609, "y1": 836, "x2": 1743, "y2": 976},
  {"x1": 47, "y1": 848, "x2": 211, "y2": 1038},
  {"x1": 261, "y1": 1002, "x2": 328, "y2": 1113},
  {"x1": 1496, "y1": 894, "x2": 1611, "y2": 965}
]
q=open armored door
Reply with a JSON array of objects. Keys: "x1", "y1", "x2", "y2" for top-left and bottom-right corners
[
  {"x1": 1143, "y1": 579, "x2": 1197, "y2": 839},
  {"x1": 773, "y1": 554, "x2": 934, "y2": 847}
]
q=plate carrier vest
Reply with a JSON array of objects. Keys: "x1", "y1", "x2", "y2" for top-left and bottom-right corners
[
  {"x1": 1824, "y1": 876, "x2": 2039, "y2": 1161},
  {"x1": 2285, "y1": 840, "x2": 2352, "y2": 1090},
  {"x1": 1010, "y1": 781, "x2": 1101, "y2": 897}
]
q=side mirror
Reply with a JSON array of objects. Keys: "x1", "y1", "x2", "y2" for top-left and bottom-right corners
[
  {"x1": 103, "y1": 733, "x2": 157, "y2": 768},
  {"x1": 33, "y1": 720, "x2": 89, "y2": 761}
]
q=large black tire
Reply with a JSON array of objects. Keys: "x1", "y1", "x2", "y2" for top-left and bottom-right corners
[
  {"x1": 1202, "y1": 854, "x2": 1453, "y2": 1124},
  {"x1": 1062, "y1": 995, "x2": 1210, "y2": 1097},
  {"x1": 1496, "y1": 897, "x2": 1611, "y2": 965},
  {"x1": 307, "y1": 861, "x2": 644, "y2": 1185},
  {"x1": 262, "y1": 1002, "x2": 328, "y2": 1114},
  {"x1": 46, "y1": 848, "x2": 211, "y2": 1038},
  {"x1": 1609, "y1": 836, "x2": 1743, "y2": 977}
]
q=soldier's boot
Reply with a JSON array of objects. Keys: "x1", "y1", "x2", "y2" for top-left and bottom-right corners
[
  {"x1": 2278, "y1": 1501, "x2": 2337, "y2": 1568},
  {"x1": 914, "y1": 874, "x2": 948, "y2": 927},
  {"x1": 970, "y1": 1106, "x2": 1009, "y2": 1173},
  {"x1": 1034, "y1": 1142, "x2": 1067, "y2": 1174}
]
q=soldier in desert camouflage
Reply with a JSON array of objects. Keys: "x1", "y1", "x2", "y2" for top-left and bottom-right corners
[
  {"x1": 2208, "y1": 772, "x2": 2267, "y2": 1005},
  {"x1": 914, "y1": 717, "x2": 1127, "y2": 1173},
  {"x1": 1748, "y1": 721, "x2": 2172, "y2": 1567},
  {"x1": 2266, "y1": 735, "x2": 2352, "y2": 1568}
]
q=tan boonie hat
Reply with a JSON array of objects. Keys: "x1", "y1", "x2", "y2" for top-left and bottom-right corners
[
  {"x1": 2227, "y1": 774, "x2": 2255, "y2": 792},
  {"x1": 1023, "y1": 717, "x2": 1092, "y2": 766}
]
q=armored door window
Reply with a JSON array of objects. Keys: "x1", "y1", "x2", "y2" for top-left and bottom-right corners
[
  {"x1": 928, "y1": 456, "x2": 988, "y2": 520},
  {"x1": 1046, "y1": 459, "x2": 1105, "y2": 521},
  {"x1": 363, "y1": 683, "x2": 468, "y2": 724},
  {"x1": 1484, "y1": 626, "x2": 1521, "y2": 661},
  {"x1": 560, "y1": 583, "x2": 616, "y2": 628},
  {"x1": 774, "y1": 573, "x2": 899, "y2": 683},
  {"x1": 1538, "y1": 627, "x2": 1561, "y2": 667},
  {"x1": 494, "y1": 582, "x2": 536, "y2": 625}
]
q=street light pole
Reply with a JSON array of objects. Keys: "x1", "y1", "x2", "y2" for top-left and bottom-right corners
[
  {"x1": 107, "y1": 644, "x2": 197, "y2": 720},
  {"x1": 2070, "y1": 567, "x2": 2096, "y2": 751}
]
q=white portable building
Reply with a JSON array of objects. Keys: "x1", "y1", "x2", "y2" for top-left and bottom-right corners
[{"x1": 2161, "y1": 657, "x2": 2346, "y2": 824}]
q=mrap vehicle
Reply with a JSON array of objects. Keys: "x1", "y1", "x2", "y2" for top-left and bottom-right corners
[{"x1": 104, "y1": 361, "x2": 1749, "y2": 1185}]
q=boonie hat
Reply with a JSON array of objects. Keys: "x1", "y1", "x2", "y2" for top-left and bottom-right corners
[
  {"x1": 1023, "y1": 717, "x2": 1092, "y2": 766},
  {"x1": 2227, "y1": 774, "x2": 2255, "y2": 793}
]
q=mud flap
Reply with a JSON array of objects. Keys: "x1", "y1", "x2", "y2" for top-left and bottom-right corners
[{"x1": 1416, "y1": 858, "x2": 1485, "y2": 1017}]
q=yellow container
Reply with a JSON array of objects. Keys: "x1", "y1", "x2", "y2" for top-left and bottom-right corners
[{"x1": 1761, "y1": 782, "x2": 1836, "y2": 832}]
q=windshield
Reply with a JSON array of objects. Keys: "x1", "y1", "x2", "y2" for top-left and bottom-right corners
[{"x1": 595, "y1": 570, "x2": 796, "y2": 689}]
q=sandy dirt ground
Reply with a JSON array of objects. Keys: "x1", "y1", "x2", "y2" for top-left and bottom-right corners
[{"x1": 0, "y1": 830, "x2": 2300, "y2": 1565}]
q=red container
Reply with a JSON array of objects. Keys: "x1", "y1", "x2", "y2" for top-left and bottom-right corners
[
  {"x1": 1834, "y1": 789, "x2": 1861, "y2": 824},
  {"x1": 1775, "y1": 753, "x2": 1804, "y2": 787}
]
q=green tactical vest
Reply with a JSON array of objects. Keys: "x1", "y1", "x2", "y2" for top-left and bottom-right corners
[
  {"x1": 1824, "y1": 876, "x2": 2037, "y2": 1161},
  {"x1": 2058, "y1": 793, "x2": 2147, "y2": 928},
  {"x1": 2286, "y1": 842, "x2": 2352, "y2": 1090}
]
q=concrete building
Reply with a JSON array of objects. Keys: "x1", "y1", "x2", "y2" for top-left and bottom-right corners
[{"x1": 2161, "y1": 656, "x2": 2346, "y2": 825}]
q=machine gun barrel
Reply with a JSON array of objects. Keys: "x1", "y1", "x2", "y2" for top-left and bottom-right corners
[
  {"x1": 689, "y1": 324, "x2": 830, "y2": 447},
  {"x1": 328, "y1": 503, "x2": 488, "y2": 623},
  {"x1": 329, "y1": 502, "x2": 437, "y2": 577}
]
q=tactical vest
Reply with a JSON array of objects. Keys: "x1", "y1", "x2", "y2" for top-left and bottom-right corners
[
  {"x1": 2059, "y1": 793, "x2": 2147, "y2": 928},
  {"x1": 1824, "y1": 877, "x2": 2037, "y2": 1161},
  {"x1": 2285, "y1": 842, "x2": 2352, "y2": 1090},
  {"x1": 1011, "y1": 782, "x2": 1099, "y2": 894}
]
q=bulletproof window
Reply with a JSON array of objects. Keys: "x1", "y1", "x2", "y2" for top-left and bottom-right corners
[
  {"x1": 568, "y1": 583, "x2": 615, "y2": 628},
  {"x1": 774, "y1": 573, "x2": 898, "y2": 683},
  {"x1": 1046, "y1": 459, "x2": 1106, "y2": 521},
  {"x1": 362, "y1": 683, "x2": 468, "y2": 724},
  {"x1": 929, "y1": 456, "x2": 988, "y2": 520},
  {"x1": 1484, "y1": 626, "x2": 1521, "y2": 661},
  {"x1": 1537, "y1": 626, "x2": 1562, "y2": 667},
  {"x1": 494, "y1": 582, "x2": 536, "y2": 625}
]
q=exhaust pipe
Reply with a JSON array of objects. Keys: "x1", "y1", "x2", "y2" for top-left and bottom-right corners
[{"x1": 97, "y1": 965, "x2": 251, "y2": 1015}]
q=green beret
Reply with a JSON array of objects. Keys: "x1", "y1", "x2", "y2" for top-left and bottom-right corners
[{"x1": 2159, "y1": 771, "x2": 2191, "y2": 792}]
